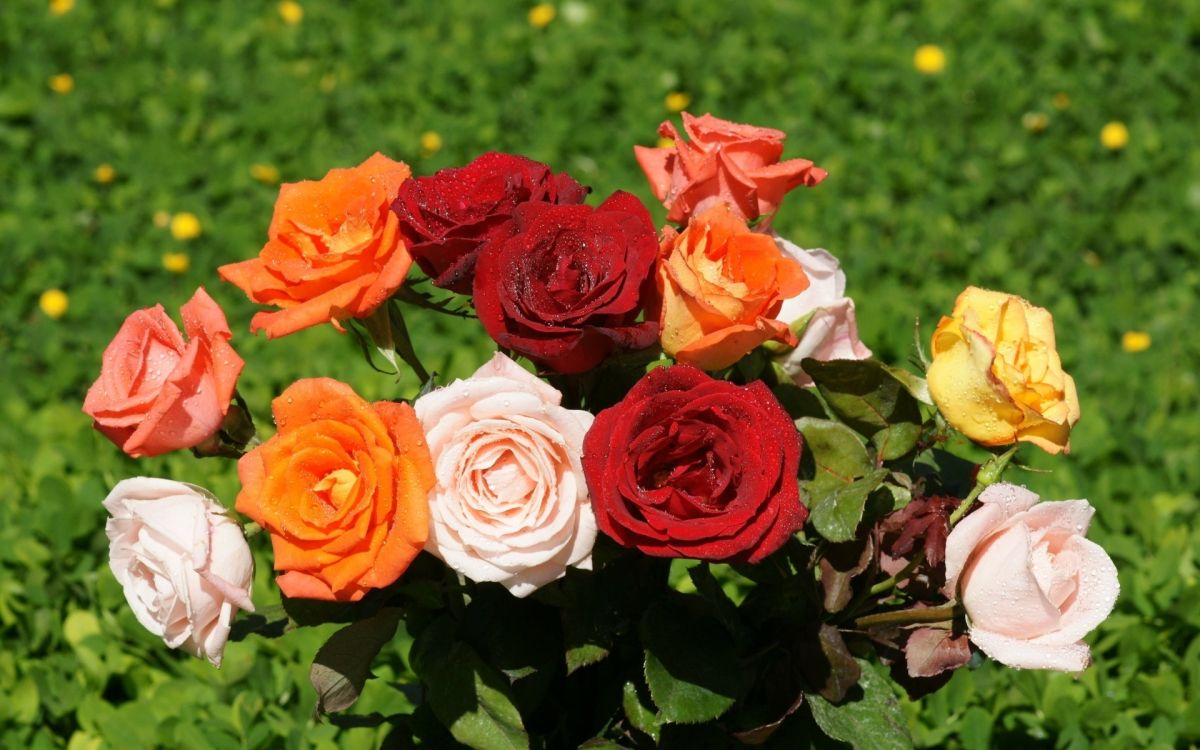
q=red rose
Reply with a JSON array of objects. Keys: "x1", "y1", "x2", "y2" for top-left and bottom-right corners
[
  {"x1": 582, "y1": 365, "x2": 806, "y2": 562},
  {"x1": 392, "y1": 152, "x2": 589, "y2": 293},
  {"x1": 473, "y1": 191, "x2": 660, "y2": 374}
]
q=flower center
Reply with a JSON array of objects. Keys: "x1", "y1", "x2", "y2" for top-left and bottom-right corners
[{"x1": 313, "y1": 468, "x2": 357, "y2": 508}]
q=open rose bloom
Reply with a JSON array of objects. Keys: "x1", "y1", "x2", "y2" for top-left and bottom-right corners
[
  {"x1": 945, "y1": 484, "x2": 1119, "y2": 671},
  {"x1": 415, "y1": 353, "x2": 596, "y2": 597}
]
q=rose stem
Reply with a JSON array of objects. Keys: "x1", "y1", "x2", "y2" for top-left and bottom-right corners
[
  {"x1": 947, "y1": 444, "x2": 1019, "y2": 527},
  {"x1": 852, "y1": 602, "x2": 958, "y2": 630}
]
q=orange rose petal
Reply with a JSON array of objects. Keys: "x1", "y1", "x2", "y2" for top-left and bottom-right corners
[{"x1": 276, "y1": 570, "x2": 340, "y2": 601}]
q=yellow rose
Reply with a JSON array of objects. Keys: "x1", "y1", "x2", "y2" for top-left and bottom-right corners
[{"x1": 927, "y1": 287, "x2": 1079, "y2": 454}]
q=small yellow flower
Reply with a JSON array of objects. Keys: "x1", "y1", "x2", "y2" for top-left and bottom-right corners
[
  {"x1": 913, "y1": 44, "x2": 946, "y2": 75},
  {"x1": 664, "y1": 91, "x2": 691, "y2": 113},
  {"x1": 250, "y1": 163, "x2": 281, "y2": 184},
  {"x1": 1121, "y1": 331, "x2": 1151, "y2": 353},
  {"x1": 420, "y1": 131, "x2": 443, "y2": 157},
  {"x1": 1100, "y1": 121, "x2": 1129, "y2": 150},
  {"x1": 40, "y1": 289, "x2": 69, "y2": 319},
  {"x1": 170, "y1": 212, "x2": 202, "y2": 241},
  {"x1": 94, "y1": 164, "x2": 116, "y2": 183},
  {"x1": 153, "y1": 210, "x2": 171, "y2": 228},
  {"x1": 162, "y1": 252, "x2": 190, "y2": 274},
  {"x1": 528, "y1": 3, "x2": 556, "y2": 28},
  {"x1": 278, "y1": 1, "x2": 303, "y2": 25},
  {"x1": 656, "y1": 137, "x2": 675, "y2": 149},
  {"x1": 1052, "y1": 92, "x2": 1071, "y2": 110},
  {"x1": 49, "y1": 0, "x2": 75, "y2": 15},
  {"x1": 1021, "y1": 112, "x2": 1049, "y2": 133},
  {"x1": 49, "y1": 73, "x2": 75, "y2": 94}
]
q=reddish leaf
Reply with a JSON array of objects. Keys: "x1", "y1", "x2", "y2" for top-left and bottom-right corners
[{"x1": 905, "y1": 627, "x2": 972, "y2": 678}]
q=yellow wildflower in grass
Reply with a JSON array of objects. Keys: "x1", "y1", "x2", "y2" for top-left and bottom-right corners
[
  {"x1": 420, "y1": 131, "x2": 443, "y2": 157},
  {"x1": 94, "y1": 164, "x2": 116, "y2": 183},
  {"x1": 49, "y1": 73, "x2": 75, "y2": 94},
  {"x1": 1053, "y1": 92, "x2": 1071, "y2": 110},
  {"x1": 656, "y1": 137, "x2": 675, "y2": 149},
  {"x1": 162, "y1": 252, "x2": 190, "y2": 274},
  {"x1": 250, "y1": 163, "x2": 281, "y2": 184},
  {"x1": 153, "y1": 210, "x2": 171, "y2": 228},
  {"x1": 528, "y1": 3, "x2": 556, "y2": 28},
  {"x1": 278, "y1": 1, "x2": 303, "y2": 25},
  {"x1": 913, "y1": 44, "x2": 946, "y2": 75},
  {"x1": 49, "y1": 0, "x2": 74, "y2": 15},
  {"x1": 1100, "y1": 121, "x2": 1129, "y2": 150},
  {"x1": 1121, "y1": 331, "x2": 1151, "y2": 353},
  {"x1": 170, "y1": 212, "x2": 202, "y2": 241},
  {"x1": 1021, "y1": 112, "x2": 1049, "y2": 133},
  {"x1": 664, "y1": 91, "x2": 691, "y2": 113},
  {"x1": 40, "y1": 289, "x2": 69, "y2": 319}
]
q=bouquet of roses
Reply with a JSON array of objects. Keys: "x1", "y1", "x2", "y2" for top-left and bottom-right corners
[{"x1": 82, "y1": 113, "x2": 1118, "y2": 748}]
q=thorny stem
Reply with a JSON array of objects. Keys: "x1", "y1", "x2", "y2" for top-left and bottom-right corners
[
  {"x1": 868, "y1": 551, "x2": 925, "y2": 597},
  {"x1": 853, "y1": 602, "x2": 958, "y2": 630},
  {"x1": 948, "y1": 444, "x2": 1019, "y2": 527}
]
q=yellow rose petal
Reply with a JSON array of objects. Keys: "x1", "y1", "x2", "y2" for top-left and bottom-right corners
[
  {"x1": 250, "y1": 163, "x2": 281, "y2": 184},
  {"x1": 420, "y1": 130, "x2": 443, "y2": 157},
  {"x1": 279, "y1": 1, "x2": 303, "y2": 25},
  {"x1": 162, "y1": 252, "x2": 190, "y2": 274},
  {"x1": 1121, "y1": 331, "x2": 1151, "y2": 353},
  {"x1": 914, "y1": 44, "x2": 946, "y2": 75},
  {"x1": 1100, "y1": 121, "x2": 1129, "y2": 150},
  {"x1": 94, "y1": 164, "x2": 116, "y2": 184},
  {"x1": 656, "y1": 137, "x2": 675, "y2": 149},
  {"x1": 40, "y1": 289, "x2": 69, "y2": 319},
  {"x1": 49, "y1": 73, "x2": 74, "y2": 94},
  {"x1": 664, "y1": 91, "x2": 691, "y2": 113},
  {"x1": 50, "y1": 0, "x2": 75, "y2": 15},
  {"x1": 528, "y1": 3, "x2": 556, "y2": 28},
  {"x1": 170, "y1": 212, "x2": 202, "y2": 241}
]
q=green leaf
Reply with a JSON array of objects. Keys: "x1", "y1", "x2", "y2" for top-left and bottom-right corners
[
  {"x1": 809, "y1": 469, "x2": 888, "y2": 543},
  {"x1": 622, "y1": 682, "x2": 663, "y2": 743},
  {"x1": 796, "y1": 417, "x2": 873, "y2": 498},
  {"x1": 870, "y1": 422, "x2": 922, "y2": 462},
  {"x1": 808, "y1": 659, "x2": 913, "y2": 750},
  {"x1": 309, "y1": 607, "x2": 402, "y2": 716},
  {"x1": 802, "y1": 359, "x2": 922, "y2": 437},
  {"x1": 411, "y1": 617, "x2": 529, "y2": 750},
  {"x1": 640, "y1": 601, "x2": 741, "y2": 724}
]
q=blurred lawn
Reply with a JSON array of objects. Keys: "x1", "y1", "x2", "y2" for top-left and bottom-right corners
[{"x1": 2, "y1": 0, "x2": 1199, "y2": 748}]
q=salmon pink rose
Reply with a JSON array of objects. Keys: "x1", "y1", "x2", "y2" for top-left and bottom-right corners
[
  {"x1": 583, "y1": 365, "x2": 805, "y2": 563},
  {"x1": 657, "y1": 203, "x2": 809, "y2": 371},
  {"x1": 219, "y1": 153, "x2": 413, "y2": 338},
  {"x1": 104, "y1": 477, "x2": 254, "y2": 667},
  {"x1": 927, "y1": 287, "x2": 1080, "y2": 454},
  {"x1": 945, "y1": 483, "x2": 1119, "y2": 672},
  {"x1": 414, "y1": 353, "x2": 596, "y2": 597},
  {"x1": 83, "y1": 287, "x2": 244, "y2": 458},
  {"x1": 235, "y1": 378, "x2": 434, "y2": 601},
  {"x1": 392, "y1": 152, "x2": 589, "y2": 293},
  {"x1": 634, "y1": 112, "x2": 827, "y2": 225},
  {"x1": 774, "y1": 242, "x2": 872, "y2": 387}
]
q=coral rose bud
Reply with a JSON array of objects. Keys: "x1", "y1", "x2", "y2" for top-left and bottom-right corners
[
  {"x1": 927, "y1": 287, "x2": 1080, "y2": 454},
  {"x1": 104, "y1": 478, "x2": 254, "y2": 667},
  {"x1": 83, "y1": 287, "x2": 244, "y2": 457},
  {"x1": 945, "y1": 483, "x2": 1119, "y2": 672}
]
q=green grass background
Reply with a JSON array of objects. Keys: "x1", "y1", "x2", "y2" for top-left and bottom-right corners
[{"x1": 2, "y1": 0, "x2": 1199, "y2": 747}]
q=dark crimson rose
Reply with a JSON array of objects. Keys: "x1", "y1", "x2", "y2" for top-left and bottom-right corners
[
  {"x1": 391, "y1": 152, "x2": 589, "y2": 292},
  {"x1": 473, "y1": 191, "x2": 660, "y2": 374},
  {"x1": 582, "y1": 365, "x2": 806, "y2": 562}
]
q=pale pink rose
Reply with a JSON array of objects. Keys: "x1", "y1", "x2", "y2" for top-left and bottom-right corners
[
  {"x1": 944, "y1": 483, "x2": 1119, "y2": 672},
  {"x1": 104, "y1": 477, "x2": 255, "y2": 667},
  {"x1": 414, "y1": 353, "x2": 596, "y2": 597},
  {"x1": 634, "y1": 112, "x2": 827, "y2": 225},
  {"x1": 83, "y1": 287, "x2": 244, "y2": 457},
  {"x1": 773, "y1": 241, "x2": 872, "y2": 387}
]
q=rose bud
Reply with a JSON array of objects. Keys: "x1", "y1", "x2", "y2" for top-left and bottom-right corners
[
  {"x1": 83, "y1": 287, "x2": 244, "y2": 458},
  {"x1": 927, "y1": 287, "x2": 1080, "y2": 454},
  {"x1": 583, "y1": 364, "x2": 805, "y2": 562},
  {"x1": 944, "y1": 483, "x2": 1119, "y2": 672},
  {"x1": 104, "y1": 478, "x2": 254, "y2": 667},
  {"x1": 414, "y1": 353, "x2": 596, "y2": 597},
  {"x1": 634, "y1": 112, "x2": 827, "y2": 225}
]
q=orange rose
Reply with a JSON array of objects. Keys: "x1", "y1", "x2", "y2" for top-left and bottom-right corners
[
  {"x1": 657, "y1": 203, "x2": 809, "y2": 370},
  {"x1": 235, "y1": 378, "x2": 434, "y2": 601},
  {"x1": 219, "y1": 153, "x2": 412, "y2": 338}
]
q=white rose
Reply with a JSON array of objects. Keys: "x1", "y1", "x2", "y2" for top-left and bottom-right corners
[
  {"x1": 414, "y1": 353, "x2": 596, "y2": 598},
  {"x1": 774, "y1": 240, "x2": 872, "y2": 387},
  {"x1": 104, "y1": 477, "x2": 254, "y2": 667}
]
